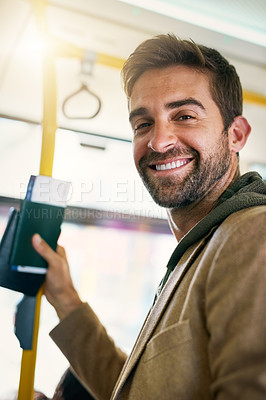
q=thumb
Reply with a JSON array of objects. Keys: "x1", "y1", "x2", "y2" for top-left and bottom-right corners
[{"x1": 32, "y1": 233, "x2": 58, "y2": 264}]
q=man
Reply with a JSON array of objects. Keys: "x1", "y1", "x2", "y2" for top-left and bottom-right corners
[{"x1": 33, "y1": 34, "x2": 266, "y2": 399}]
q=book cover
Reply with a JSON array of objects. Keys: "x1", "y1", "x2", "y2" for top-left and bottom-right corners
[
  {"x1": 0, "y1": 174, "x2": 70, "y2": 294},
  {"x1": 10, "y1": 200, "x2": 65, "y2": 268},
  {"x1": 0, "y1": 208, "x2": 46, "y2": 295}
]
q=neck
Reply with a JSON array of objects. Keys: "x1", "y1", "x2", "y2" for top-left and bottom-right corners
[{"x1": 167, "y1": 164, "x2": 240, "y2": 242}]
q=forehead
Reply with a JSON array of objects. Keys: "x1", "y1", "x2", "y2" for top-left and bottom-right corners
[{"x1": 129, "y1": 65, "x2": 213, "y2": 110}]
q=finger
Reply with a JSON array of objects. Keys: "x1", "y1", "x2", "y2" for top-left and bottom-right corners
[
  {"x1": 32, "y1": 233, "x2": 59, "y2": 264},
  {"x1": 56, "y1": 244, "x2": 66, "y2": 258}
]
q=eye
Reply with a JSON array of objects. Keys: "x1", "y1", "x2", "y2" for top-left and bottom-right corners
[
  {"x1": 133, "y1": 121, "x2": 152, "y2": 135},
  {"x1": 172, "y1": 108, "x2": 197, "y2": 122},
  {"x1": 178, "y1": 114, "x2": 194, "y2": 121}
]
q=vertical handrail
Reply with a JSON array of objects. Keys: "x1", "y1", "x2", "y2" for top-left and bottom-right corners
[
  {"x1": 17, "y1": 1, "x2": 57, "y2": 398},
  {"x1": 17, "y1": 289, "x2": 43, "y2": 399},
  {"x1": 16, "y1": 2, "x2": 124, "y2": 397}
]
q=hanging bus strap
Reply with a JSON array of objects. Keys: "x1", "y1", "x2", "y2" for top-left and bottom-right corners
[
  {"x1": 62, "y1": 50, "x2": 102, "y2": 119},
  {"x1": 62, "y1": 83, "x2": 102, "y2": 119}
]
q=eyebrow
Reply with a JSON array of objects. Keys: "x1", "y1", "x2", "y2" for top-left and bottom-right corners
[
  {"x1": 166, "y1": 98, "x2": 206, "y2": 111},
  {"x1": 129, "y1": 97, "x2": 205, "y2": 123},
  {"x1": 129, "y1": 107, "x2": 148, "y2": 123}
]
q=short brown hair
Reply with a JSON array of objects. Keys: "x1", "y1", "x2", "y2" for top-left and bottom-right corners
[{"x1": 121, "y1": 34, "x2": 242, "y2": 130}]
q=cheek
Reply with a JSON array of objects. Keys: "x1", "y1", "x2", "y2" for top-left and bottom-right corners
[
  {"x1": 133, "y1": 139, "x2": 145, "y2": 168},
  {"x1": 188, "y1": 131, "x2": 224, "y2": 156}
]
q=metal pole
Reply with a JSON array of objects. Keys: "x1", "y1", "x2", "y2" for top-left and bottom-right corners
[
  {"x1": 17, "y1": 1, "x2": 57, "y2": 398},
  {"x1": 16, "y1": 1, "x2": 124, "y2": 397}
]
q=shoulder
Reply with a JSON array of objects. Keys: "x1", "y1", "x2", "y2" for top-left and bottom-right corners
[
  {"x1": 215, "y1": 205, "x2": 266, "y2": 240},
  {"x1": 205, "y1": 206, "x2": 266, "y2": 285},
  {"x1": 200, "y1": 205, "x2": 266, "y2": 260}
]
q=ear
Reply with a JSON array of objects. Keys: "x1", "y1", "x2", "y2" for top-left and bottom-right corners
[{"x1": 228, "y1": 116, "x2": 251, "y2": 153}]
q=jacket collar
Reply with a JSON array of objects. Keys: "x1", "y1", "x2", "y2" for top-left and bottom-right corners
[{"x1": 111, "y1": 235, "x2": 211, "y2": 399}]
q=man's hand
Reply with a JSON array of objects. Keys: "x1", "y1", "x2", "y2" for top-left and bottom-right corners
[
  {"x1": 34, "y1": 391, "x2": 49, "y2": 399},
  {"x1": 32, "y1": 234, "x2": 83, "y2": 320}
]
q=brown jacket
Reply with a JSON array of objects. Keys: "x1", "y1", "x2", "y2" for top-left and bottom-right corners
[{"x1": 51, "y1": 205, "x2": 266, "y2": 400}]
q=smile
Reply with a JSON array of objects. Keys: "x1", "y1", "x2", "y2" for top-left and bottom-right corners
[{"x1": 151, "y1": 159, "x2": 191, "y2": 171}]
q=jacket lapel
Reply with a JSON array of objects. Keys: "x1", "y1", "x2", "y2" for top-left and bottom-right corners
[{"x1": 112, "y1": 238, "x2": 207, "y2": 399}]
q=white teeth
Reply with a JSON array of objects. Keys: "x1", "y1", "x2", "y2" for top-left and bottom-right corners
[{"x1": 155, "y1": 160, "x2": 189, "y2": 171}]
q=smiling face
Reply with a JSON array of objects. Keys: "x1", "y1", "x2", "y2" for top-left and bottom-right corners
[{"x1": 129, "y1": 65, "x2": 235, "y2": 209}]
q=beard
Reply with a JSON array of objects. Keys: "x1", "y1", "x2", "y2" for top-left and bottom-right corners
[{"x1": 138, "y1": 131, "x2": 232, "y2": 209}]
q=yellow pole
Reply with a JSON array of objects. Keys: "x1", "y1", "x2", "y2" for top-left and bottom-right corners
[
  {"x1": 39, "y1": 51, "x2": 57, "y2": 176},
  {"x1": 17, "y1": 1, "x2": 57, "y2": 399},
  {"x1": 97, "y1": 52, "x2": 125, "y2": 70},
  {"x1": 243, "y1": 90, "x2": 266, "y2": 107},
  {"x1": 17, "y1": 2, "x2": 124, "y2": 397},
  {"x1": 17, "y1": 289, "x2": 43, "y2": 399},
  {"x1": 53, "y1": 38, "x2": 125, "y2": 69}
]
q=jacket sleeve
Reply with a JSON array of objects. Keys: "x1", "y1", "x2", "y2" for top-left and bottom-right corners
[
  {"x1": 206, "y1": 207, "x2": 266, "y2": 399},
  {"x1": 50, "y1": 302, "x2": 128, "y2": 400}
]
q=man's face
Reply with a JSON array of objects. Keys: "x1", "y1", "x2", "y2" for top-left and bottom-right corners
[{"x1": 129, "y1": 65, "x2": 233, "y2": 208}]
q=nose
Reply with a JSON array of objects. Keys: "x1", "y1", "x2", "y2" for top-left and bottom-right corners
[{"x1": 148, "y1": 122, "x2": 177, "y2": 153}]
